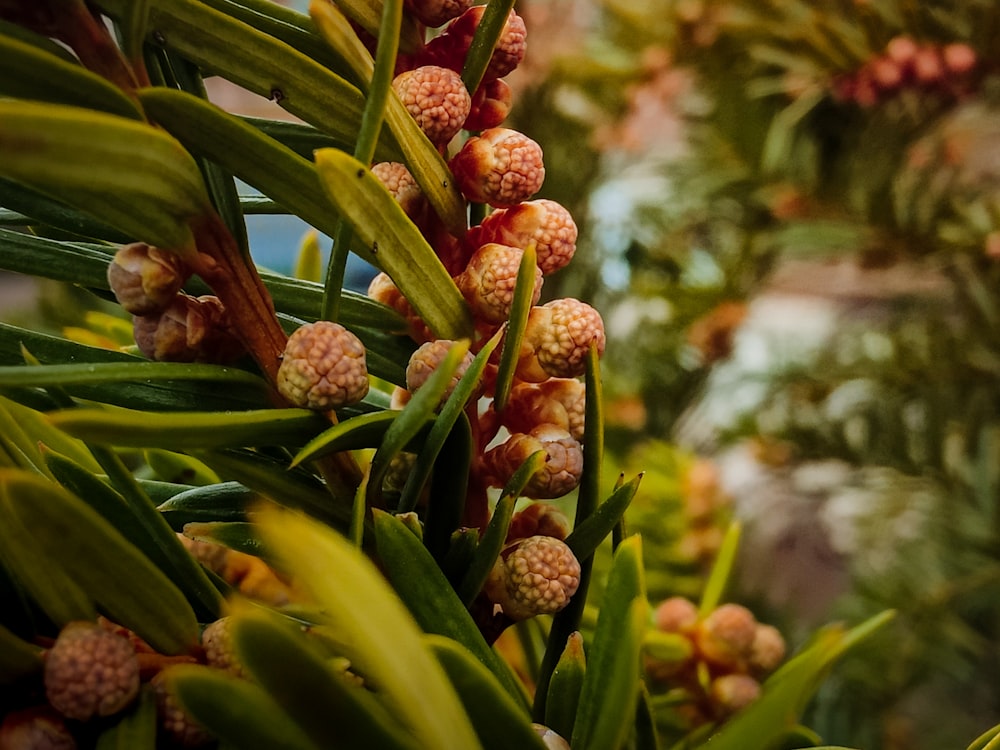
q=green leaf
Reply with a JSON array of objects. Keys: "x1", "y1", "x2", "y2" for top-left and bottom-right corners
[
  {"x1": 231, "y1": 606, "x2": 420, "y2": 750},
  {"x1": 44, "y1": 449, "x2": 224, "y2": 620},
  {"x1": 365, "y1": 341, "x2": 470, "y2": 508},
  {"x1": 167, "y1": 664, "x2": 319, "y2": 750},
  {"x1": 455, "y1": 451, "x2": 548, "y2": 606},
  {"x1": 47, "y1": 406, "x2": 329, "y2": 449},
  {"x1": 258, "y1": 507, "x2": 482, "y2": 750},
  {"x1": 372, "y1": 509, "x2": 530, "y2": 710},
  {"x1": 318, "y1": 0, "x2": 423, "y2": 55},
  {"x1": 182, "y1": 521, "x2": 268, "y2": 560},
  {"x1": 292, "y1": 410, "x2": 432, "y2": 467},
  {"x1": 0, "y1": 469, "x2": 200, "y2": 654},
  {"x1": 544, "y1": 630, "x2": 586, "y2": 741},
  {"x1": 698, "y1": 521, "x2": 742, "y2": 617},
  {"x1": 0, "y1": 360, "x2": 267, "y2": 392},
  {"x1": 0, "y1": 100, "x2": 210, "y2": 249},
  {"x1": 398, "y1": 331, "x2": 503, "y2": 513},
  {"x1": 157, "y1": 480, "x2": 258, "y2": 529},
  {"x1": 144, "y1": 448, "x2": 220, "y2": 486},
  {"x1": 0, "y1": 30, "x2": 142, "y2": 119},
  {"x1": 427, "y1": 635, "x2": 546, "y2": 750},
  {"x1": 461, "y1": 0, "x2": 517, "y2": 93},
  {"x1": 563, "y1": 473, "x2": 642, "y2": 563},
  {"x1": 704, "y1": 611, "x2": 897, "y2": 750},
  {"x1": 0, "y1": 622, "x2": 44, "y2": 685},
  {"x1": 492, "y1": 243, "x2": 539, "y2": 410},
  {"x1": 314, "y1": 148, "x2": 475, "y2": 340},
  {"x1": 571, "y1": 535, "x2": 647, "y2": 750},
  {"x1": 95, "y1": 687, "x2": 158, "y2": 750}
]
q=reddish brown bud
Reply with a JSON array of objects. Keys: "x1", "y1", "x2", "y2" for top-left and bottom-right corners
[
  {"x1": 152, "y1": 668, "x2": 214, "y2": 748},
  {"x1": 422, "y1": 6, "x2": 527, "y2": 82},
  {"x1": 133, "y1": 294, "x2": 245, "y2": 364},
  {"x1": 942, "y1": 43, "x2": 977, "y2": 75},
  {"x1": 371, "y1": 162, "x2": 427, "y2": 220},
  {"x1": 710, "y1": 673, "x2": 761, "y2": 716},
  {"x1": 464, "y1": 78, "x2": 513, "y2": 131},
  {"x1": 44, "y1": 621, "x2": 140, "y2": 721},
  {"x1": 483, "y1": 424, "x2": 584, "y2": 499},
  {"x1": 507, "y1": 502, "x2": 571, "y2": 542},
  {"x1": 654, "y1": 596, "x2": 699, "y2": 634},
  {"x1": 277, "y1": 321, "x2": 369, "y2": 410},
  {"x1": 485, "y1": 535, "x2": 581, "y2": 620},
  {"x1": 449, "y1": 128, "x2": 545, "y2": 208},
  {"x1": 694, "y1": 603, "x2": 757, "y2": 670},
  {"x1": 456, "y1": 243, "x2": 543, "y2": 324},
  {"x1": 749, "y1": 623, "x2": 786, "y2": 676},
  {"x1": 517, "y1": 299, "x2": 606, "y2": 382},
  {"x1": 392, "y1": 65, "x2": 471, "y2": 145},
  {"x1": 501, "y1": 378, "x2": 585, "y2": 440},
  {"x1": 0, "y1": 706, "x2": 76, "y2": 750},
  {"x1": 201, "y1": 617, "x2": 246, "y2": 679},
  {"x1": 405, "y1": 0, "x2": 473, "y2": 28},
  {"x1": 474, "y1": 199, "x2": 577, "y2": 275},
  {"x1": 108, "y1": 242, "x2": 190, "y2": 316},
  {"x1": 405, "y1": 339, "x2": 479, "y2": 404}
]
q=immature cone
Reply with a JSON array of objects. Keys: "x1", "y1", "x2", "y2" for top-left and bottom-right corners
[
  {"x1": 201, "y1": 617, "x2": 246, "y2": 679},
  {"x1": 152, "y1": 669, "x2": 214, "y2": 748},
  {"x1": 133, "y1": 293, "x2": 246, "y2": 364},
  {"x1": 517, "y1": 298, "x2": 606, "y2": 382},
  {"x1": 465, "y1": 78, "x2": 513, "y2": 131},
  {"x1": 405, "y1": 339, "x2": 479, "y2": 404},
  {"x1": 371, "y1": 162, "x2": 427, "y2": 220},
  {"x1": 654, "y1": 595, "x2": 699, "y2": 634},
  {"x1": 44, "y1": 621, "x2": 140, "y2": 721},
  {"x1": 277, "y1": 321, "x2": 369, "y2": 410},
  {"x1": 456, "y1": 243, "x2": 543, "y2": 324},
  {"x1": 107, "y1": 242, "x2": 190, "y2": 315},
  {"x1": 749, "y1": 623, "x2": 786, "y2": 676},
  {"x1": 471, "y1": 199, "x2": 577, "y2": 275},
  {"x1": 483, "y1": 423, "x2": 584, "y2": 499},
  {"x1": 710, "y1": 673, "x2": 761, "y2": 717},
  {"x1": 449, "y1": 128, "x2": 545, "y2": 208},
  {"x1": 0, "y1": 706, "x2": 76, "y2": 750},
  {"x1": 425, "y1": 6, "x2": 527, "y2": 82},
  {"x1": 485, "y1": 535, "x2": 581, "y2": 620},
  {"x1": 392, "y1": 65, "x2": 471, "y2": 146},
  {"x1": 501, "y1": 378, "x2": 586, "y2": 440},
  {"x1": 507, "y1": 502, "x2": 571, "y2": 542},
  {"x1": 367, "y1": 272, "x2": 435, "y2": 343},
  {"x1": 405, "y1": 0, "x2": 473, "y2": 28},
  {"x1": 694, "y1": 603, "x2": 758, "y2": 671}
]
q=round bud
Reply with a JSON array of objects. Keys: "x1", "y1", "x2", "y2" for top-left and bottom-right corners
[
  {"x1": 133, "y1": 294, "x2": 245, "y2": 364},
  {"x1": 474, "y1": 199, "x2": 578, "y2": 275},
  {"x1": 501, "y1": 378, "x2": 586, "y2": 440},
  {"x1": 44, "y1": 621, "x2": 140, "y2": 721},
  {"x1": 449, "y1": 128, "x2": 545, "y2": 208},
  {"x1": 201, "y1": 617, "x2": 246, "y2": 680},
  {"x1": 710, "y1": 673, "x2": 761, "y2": 716},
  {"x1": 485, "y1": 535, "x2": 581, "y2": 620},
  {"x1": 107, "y1": 242, "x2": 190, "y2": 315},
  {"x1": 507, "y1": 502, "x2": 571, "y2": 542},
  {"x1": 483, "y1": 424, "x2": 584, "y2": 499},
  {"x1": 0, "y1": 706, "x2": 76, "y2": 750},
  {"x1": 517, "y1": 298, "x2": 606, "y2": 382},
  {"x1": 465, "y1": 78, "x2": 513, "y2": 131},
  {"x1": 277, "y1": 321, "x2": 370, "y2": 410},
  {"x1": 405, "y1": 339, "x2": 479, "y2": 404},
  {"x1": 456, "y1": 243, "x2": 543, "y2": 324},
  {"x1": 371, "y1": 162, "x2": 427, "y2": 221},
  {"x1": 749, "y1": 623, "x2": 786, "y2": 676},
  {"x1": 152, "y1": 668, "x2": 214, "y2": 748},
  {"x1": 694, "y1": 603, "x2": 758, "y2": 671},
  {"x1": 654, "y1": 596, "x2": 699, "y2": 634},
  {"x1": 405, "y1": 0, "x2": 473, "y2": 28},
  {"x1": 392, "y1": 65, "x2": 471, "y2": 145}
]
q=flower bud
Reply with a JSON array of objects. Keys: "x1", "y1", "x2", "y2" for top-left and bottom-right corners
[
  {"x1": 405, "y1": 339, "x2": 479, "y2": 404},
  {"x1": 654, "y1": 595, "x2": 699, "y2": 634},
  {"x1": 133, "y1": 293, "x2": 245, "y2": 364},
  {"x1": 456, "y1": 243, "x2": 543, "y2": 324},
  {"x1": 392, "y1": 65, "x2": 471, "y2": 146},
  {"x1": 277, "y1": 321, "x2": 369, "y2": 410},
  {"x1": 44, "y1": 621, "x2": 140, "y2": 721},
  {"x1": 108, "y1": 242, "x2": 190, "y2": 316},
  {"x1": 517, "y1": 298, "x2": 606, "y2": 382},
  {"x1": 473, "y1": 199, "x2": 577, "y2": 275},
  {"x1": 201, "y1": 617, "x2": 246, "y2": 680},
  {"x1": 694, "y1": 603, "x2": 757, "y2": 671},
  {"x1": 371, "y1": 162, "x2": 427, "y2": 221},
  {"x1": 507, "y1": 502, "x2": 571, "y2": 542},
  {"x1": 749, "y1": 623, "x2": 786, "y2": 676},
  {"x1": 501, "y1": 378, "x2": 585, "y2": 440},
  {"x1": 465, "y1": 78, "x2": 513, "y2": 131},
  {"x1": 709, "y1": 673, "x2": 761, "y2": 716},
  {"x1": 441, "y1": 7, "x2": 527, "y2": 81},
  {"x1": 485, "y1": 535, "x2": 581, "y2": 620},
  {"x1": 152, "y1": 668, "x2": 214, "y2": 748},
  {"x1": 449, "y1": 128, "x2": 545, "y2": 208},
  {"x1": 483, "y1": 424, "x2": 583, "y2": 499}
]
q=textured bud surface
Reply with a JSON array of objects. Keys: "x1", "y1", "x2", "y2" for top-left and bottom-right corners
[
  {"x1": 406, "y1": 0, "x2": 474, "y2": 27},
  {"x1": 486, "y1": 535, "x2": 581, "y2": 620},
  {"x1": 654, "y1": 596, "x2": 700, "y2": 634},
  {"x1": 477, "y1": 199, "x2": 577, "y2": 275},
  {"x1": 133, "y1": 294, "x2": 245, "y2": 364},
  {"x1": 444, "y1": 7, "x2": 526, "y2": 81},
  {"x1": 449, "y1": 128, "x2": 545, "y2": 208},
  {"x1": 456, "y1": 243, "x2": 543, "y2": 324},
  {"x1": 710, "y1": 673, "x2": 761, "y2": 716},
  {"x1": 405, "y1": 339, "x2": 478, "y2": 403},
  {"x1": 371, "y1": 162, "x2": 426, "y2": 220},
  {"x1": 44, "y1": 621, "x2": 140, "y2": 721},
  {"x1": 393, "y1": 65, "x2": 471, "y2": 145},
  {"x1": 152, "y1": 669, "x2": 214, "y2": 748},
  {"x1": 484, "y1": 424, "x2": 584, "y2": 499},
  {"x1": 277, "y1": 321, "x2": 369, "y2": 410},
  {"x1": 519, "y1": 299, "x2": 606, "y2": 381},
  {"x1": 695, "y1": 603, "x2": 758, "y2": 669},
  {"x1": 507, "y1": 502, "x2": 571, "y2": 541},
  {"x1": 0, "y1": 706, "x2": 77, "y2": 750},
  {"x1": 749, "y1": 623, "x2": 786, "y2": 675},
  {"x1": 465, "y1": 78, "x2": 513, "y2": 131},
  {"x1": 201, "y1": 617, "x2": 246, "y2": 679}
]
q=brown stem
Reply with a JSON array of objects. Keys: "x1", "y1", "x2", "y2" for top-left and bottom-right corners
[{"x1": 57, "y1": 2, "x2": 142, "y2": 97}]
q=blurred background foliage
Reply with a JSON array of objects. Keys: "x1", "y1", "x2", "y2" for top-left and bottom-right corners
[
  {"x1": 506, "y1": 0, "x2": 1000, "y2": 747},
  {"x1": 4, "y1": 0, "x2": 1000, "y2": 746}
]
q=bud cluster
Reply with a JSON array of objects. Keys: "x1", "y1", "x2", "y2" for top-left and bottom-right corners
[
  {"x1": 107, "y1": 242, "x2": 246, "y2": 365},
  {"x1": 832, "y1": 36, "x2": 980, "y2": 108},
  {"x1": 645, "y1": 597, "x2": 787, "y2": 727}
]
